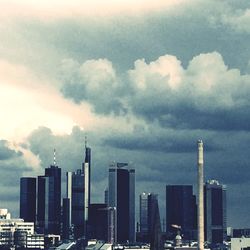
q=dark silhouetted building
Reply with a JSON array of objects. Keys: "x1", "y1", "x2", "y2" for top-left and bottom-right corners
[
  {"x1": 108, "y1": 163, "x2": 135, "y2": 243},
  {"x1": 88, "y1": 203, "x2": 108, "y2": 241},
  {"x1": 62, "y1": 198, "x2": 70, "y2": 240},
  {"x1": 138, "y1": 193, "x2": 162, "y2": 244},
  {"x1": 67, "y1": 170, "x2": 85, "y2": 239},
  {"x1": 204, "y1": 180, "x2": 227, "y2": 244},
  {"x1": 20, "y1": 177, "x2": 36, "y2": 224},
  {"x1": 37, "y1": 164, "x2": 61, "y2": 235},
  {"x1": 83, "y1": 145, "x2": 91, "y2": 240},
  {"x1": 150, "y1": 195, "x2": 164, "y2": 250},
  {"x1": 166, "y1": 185, "x2": 197, "y2": 240}
]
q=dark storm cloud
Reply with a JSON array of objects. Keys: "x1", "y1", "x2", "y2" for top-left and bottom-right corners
[
  {"x1": 127, "y1": 52, "x2": 250, "y2": 131},
  {"x1": 1, "y1": 0, "x2": 250, "y2": 226},
  {"x1": 0, "y1": 140, "x2": 22, "y2": 160},
  {"x1": 59, "y1": 51, "x2": 250, "y2": 131},
  {"x1": 104, "y1": 132, "x2": 219, "y2": 153},
  {"x1": 28, "y1": 126, "x2": 85, "y2": 169},
  {"x1": 27, "y1": 126, "x2": 109, "y2": 184}
]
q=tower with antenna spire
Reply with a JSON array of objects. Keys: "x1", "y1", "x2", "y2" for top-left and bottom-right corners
[{"x1": 83, "y1": 136, "x2": 91, "y2": 240}]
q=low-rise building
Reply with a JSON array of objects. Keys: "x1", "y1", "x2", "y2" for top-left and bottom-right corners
[
  {"x1": 231, "y1": 237, "x2": 250, "y2": 250},
  {"x1": 0, "y1": 208, "x2": 44, "y2": 249}
]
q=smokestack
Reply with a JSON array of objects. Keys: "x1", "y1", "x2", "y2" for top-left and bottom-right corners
[{"x1": 197, "y1": 140, "x2": 204, "y2": 250}]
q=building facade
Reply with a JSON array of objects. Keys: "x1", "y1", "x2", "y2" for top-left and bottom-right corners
[
  {"x1": 166, "y1": 185, "x2": 197, "y2": 240},
  {"x1": 88, "y1": 203, "x2": 108, "y2": 241},
  {"x1": 108, "y1": 163, "x2": 135, "y2": 243},
  {"x1": 0, "y1": 209, "x2": 35, "y2": 248},
  {"x1": 138, "y1": 193, "x2": 162, "y2": 244},
  {"x1": 67, "y1": 169, "x2": 85, "y2": 239},
  {"x1": 20, "y1": 177, "x2": 36, "y2": 224},
  {"x1": 37, "y1": 164, "x2": 61, "y2": 235},
  {"x1": 204, "y1": 180, "x2": 227, "y2": 244}
]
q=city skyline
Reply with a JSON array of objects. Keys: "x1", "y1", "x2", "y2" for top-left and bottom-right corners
[{"x1": 1, "y1": 0, "x2": 250, "y2": 228}]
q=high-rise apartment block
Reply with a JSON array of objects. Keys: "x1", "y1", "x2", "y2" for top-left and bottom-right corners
[
  {"x1": 108, "y1": 163, "x2": 135, "y2": 243},
  {"x1": 204, "y1": 180, "x2": 227, "y2": 244}
]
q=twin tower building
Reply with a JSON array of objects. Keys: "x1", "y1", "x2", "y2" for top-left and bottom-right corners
[{"x1": 20, "y1": 145, "x2": 136, "y2": 243}]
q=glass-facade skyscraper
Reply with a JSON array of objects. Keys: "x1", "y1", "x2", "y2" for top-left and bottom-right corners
[
  {"x1": 204, "y1": 180, "x2": 227, "y2": 244},
  {"x1": 37, "y1": 164, "x2": 61, "y2": 235},
  {"x1": 67, "y1": 169, "x2": 85, "y2": 239},
  {"x1": 20, "y1": 177, "x2": 36, "y2": 224},
  {"x1": 166, "y1": 185, "x2": 197, "y2": 240},
  {"x1": 108, "y1": 163, "x2": 135, "y2": 243}
]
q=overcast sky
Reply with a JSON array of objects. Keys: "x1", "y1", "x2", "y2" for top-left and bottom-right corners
[{"x1": 1, "y1": 0, "x2": 250, "y2": 228}]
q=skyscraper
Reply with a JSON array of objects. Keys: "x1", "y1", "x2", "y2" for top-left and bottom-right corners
[
  {"x1": 204, "y1": 180, "x2": 227, "y2": 244},
  {"x1": 108, "y1": 163, "x2": 135, "y2": 243},
  {"x1": 149, "y1": 195, "x2": 164, "y2": 250},
  {"x1": 138, "y1": 192, "x2": 162, "y2": 244},
  {"x1": 66, "y1": 169, "x2": 85, "y2": 239},
  {"x1": 62, "y1": 198, "x2": 70, "y2": 240},
  {"x1": 20, "y1": 177, "x2": 36, "y2": 224},
  {"x1": 83, "y1": 143, "x2": 91, "y2": 238},
  {"x1": 84, "y1": 145, "x2": 91, "y2": 206},
  {"x1": 88, "y1": 203, "x2": 108, "y2": 241},
  {"x1": 37, "y1": 162, "x2": 61, "y2": 235},
  {"x1": 140, "y1": 193, "x2": 150, "y2": 234},
  {"x1": 166, "y1": 185, "x2": 197, "y2": 240}
]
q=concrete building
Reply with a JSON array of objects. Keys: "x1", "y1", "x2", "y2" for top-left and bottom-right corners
[
  {"x1": 231, "y1": 237, "x2": 250, "y2": 250},
  {"x1": 26, "y1": 234, "x2": 45, "y2": 249},
  {"x1": 107, "y1": 207, "x2": 117, "y2": 244},
  {"x1": 0, "y1": 209, "x2": 35, "y2": 248}
]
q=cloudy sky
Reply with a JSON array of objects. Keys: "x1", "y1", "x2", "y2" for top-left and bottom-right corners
[{"x1": 1, "y1": 0, "x2": 250, "y2": 227}]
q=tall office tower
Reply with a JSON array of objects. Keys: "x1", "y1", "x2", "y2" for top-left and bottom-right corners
[
  {"x1": 140, "y1": 193, "x2": 149, "y2": 234},
  {"x1": 20, "y1": 177, "x2": 36, "y2": 224},
  {"x1": 108, "y1": 163, "x2": 135, "y2": 243},
  {"x1": 204, "y1": 180, "x2": 227, "y2": 244},
  {"x1": 62, "y1": 198, "x2": 70, "y2": 240},
  {"x1": 197, "y1": 140, "x2": 204, "y2": 250},
  {"x1": 129, "y1": 169, "x2": 135, "y2": 242},
  {"x1": 138, "y1": 193, "x2": 161, "y2": 243},
  {"x1": 83, "y1": 143, "x2": 91, "y2": 237},
  {"x1": 149, "y1": 195, "x2": 164, "y2": 250},
  {"x1": 66, "y1": 169, "x2": 85, "y2": 239},
  {"x1": 37, "y1": 160, "x2": 61, "y2": 235},
  {"x1": 166, "y1": 185, "x2": 197, "y2": 240},
  {"x1": 88, "y1": 203, "x2": 108, "y2": 241}
]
